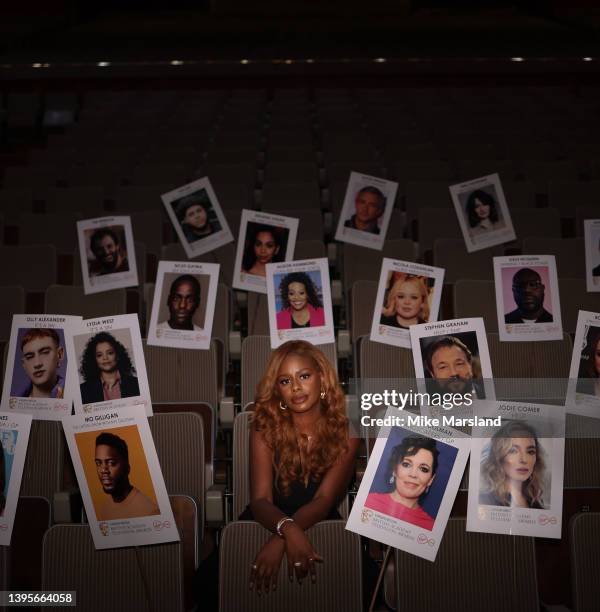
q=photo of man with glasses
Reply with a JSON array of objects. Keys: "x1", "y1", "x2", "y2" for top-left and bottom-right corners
[{"x1": 504, "y1": 268, "x2": 553, "y2": 324}]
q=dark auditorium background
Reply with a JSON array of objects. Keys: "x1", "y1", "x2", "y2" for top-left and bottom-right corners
[{"x1": 1, "y1": 1, "x2": 600, "y2": 611}]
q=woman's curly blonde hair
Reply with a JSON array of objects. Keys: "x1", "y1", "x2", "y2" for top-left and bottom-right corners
[
  {"x1": 252, "y1": 340, "x2": 349, "y2": 496},
  {"x1": 480, "y1": 420, "x2": 547, "y2": 508}
]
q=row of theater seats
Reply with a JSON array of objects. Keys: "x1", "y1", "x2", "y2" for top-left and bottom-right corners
[
  {"x1": 0, "y1": 194, "x2": 594, "y2": 246},
  {"x1": 0, "y1": 229, "x2": 594, "y2": 335},
  {"x1": 4, "y1": 329, "x2": 598, "y2": 500},
  {"x1": 2, "y1": 356, "x2": 599, "y2": 610},
  {"x1": 3, "y1": 87, "x2": 600, "y2": 225},
  {"x1": 16, "y1": 513, "x2": 596, "y2": 612},
  {"x1": 1, "y1": 86, "x2": 599, "y2": 609}
]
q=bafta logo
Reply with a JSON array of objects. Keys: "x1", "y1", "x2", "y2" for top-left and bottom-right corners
[{"x1": 361, "y1": 508, "x2": 373, "y2": 524}]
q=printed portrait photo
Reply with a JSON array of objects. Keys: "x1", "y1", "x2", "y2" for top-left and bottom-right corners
[
  {"x1": 241, "y1": 222, "x2": 289, "y2": 278},
  {"x1": 155, "y1": 272, "x2": 209, "y2": 332},
  {"x1": 74, "y1": 328, "x2": 141, "y2": 406},
  {"x1": 418, "y1": 331, "x2": 486, "y2": 399},
  {"x1": 10, "y1": 328, "x2": 68, "y2": 399},
  {"x1": 273, "y1": 269, "x2": 325, "y2": 331},
  {"x1": 343, "y1": 184, "x2": 387, "y2": 236},
  {"x1": 478, "y1": 419, "x2": 551, "y2": 510},
  {"x1": 84, "y1": 225, "x2": 130, "y2": 277},
  {"x1": 584, "y1": 221, "x2": 600, "y2": 291},
  {"x1": 170, "y1": 187, "x2": 222, "y2": 245},
  {"x1": 501, "y1": 266, "x2": 554, "y2": 325},
  {"x1": 0, "y1": 430, "x2": 18, "y2": 517},
  {"x1": 457, "y1": 183, "x2": 506, "y2": 240},
  {"x1": 364, "y1": 426, "x2": 458, "y2": 531},
  {"x1": 379, "y1": 272, "x2": 436, "y2": 330},
  {"x1": 449, "y1": 174, "x2": 515, "y2": 253},
  {"x1": 75, "y1": 424, "x2": 160, "y2": 521},
  {"x1": 334, "y1": 172, "x2": 399, "y2": 251},
  {"x1": 576, "y1": 324, "x2": 600, "y2": 398}
]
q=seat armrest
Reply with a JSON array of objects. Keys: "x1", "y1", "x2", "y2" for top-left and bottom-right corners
[
  {"x1": 229, "y1": 330, "x2": 242, "y2": 360},
  {"x1": 206, "y1": 484, "x2": 226, "y2": 526},
  {"x1": 53, "y1": 488, "x2": 83, "y2": 523},
  {"x1": 220, "y1": 396, "x2": 235, "y2": 427},
  {"x1": 331, "y1": 279, "x2": 343, "y2": 306},
  {"x1": 337, "y1": 329, "x2": 351, "y2": 358}
]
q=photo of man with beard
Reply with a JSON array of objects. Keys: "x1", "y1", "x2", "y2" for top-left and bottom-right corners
[
  {"x1": 504, "y1": 268, "x2": 553, "y2": 324},
  {"x1": 422, "y1": 335, "x2": 485, "y2": 399},
  {"x1": 88, "y1": 227, "x2": 129, "y2": 277}
]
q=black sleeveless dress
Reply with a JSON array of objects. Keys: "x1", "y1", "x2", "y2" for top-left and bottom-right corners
[{"x1": 238, "y1": 478, "x2": 341, "y2": 520}]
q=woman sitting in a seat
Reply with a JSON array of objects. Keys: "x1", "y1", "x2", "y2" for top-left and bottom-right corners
[{"x1": 243, "y1": 339, "x2": 359, "y2": 594}]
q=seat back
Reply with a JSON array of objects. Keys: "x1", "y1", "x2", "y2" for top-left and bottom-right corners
[
  {"x1": 18, "y1": 212, "x2": 81, "y2": 255},
  {"x1": 232, "y1": 411, "x2": 252, "y2": 520},
  {"x1": 219, "y1": 521, "x2": 362, "y2": 612},
  {"x1": 42, "y1": 524, "x2": 184, "y2": 612},
  {"x1": 394, "y1": 518, "x2": 538, "y2": 612},
  {"x1": 148, "y1": 412, "x2": 205, "y2": 531},
  {"x1": 20, "y1": 421, "x2": 63, "y2": 514},
  {"x1": 453, "y1": 280, "x2": 498, "y2": 332},
  {"x1": 44, "y1": 285, "x2": 127, "y2": 318},
  {"x1": 511, "y1": 208, "x2": 561, "y2": 245},
  {"x1": 570, "y1": 512, "x2": 600, "y2": 612},
  {"x1": 358, "y1": 338, "x2": 415, "y2": 380},
  {"x1": 350, "y1": 280, "x2": 378, "y2": 344},
  {"x1": 144, "y1": 336, "x2": 219, "y2": 404},
  {"x1": 294, "y1": 240, "x2": 327, "y2": 260},
  {"x1": 522, "y1": 237, "x2": 585, "y2": 279},
  {"x1": 246, "y1": 293, "x2": 270, "y2": 336},
  {"x1": 564, "y1": 414, "x2": 600, "y2": 488},
  {"x1": 0, "y1": 245, "x2": 57, "y2": 292},
  {"x1": 559, "y1": 278, "x2": 600, "y2": 334},
  {"x1": 433, "y1": 239, "x2": 503, "y2": 284},
  {"x1": 0, "y1": 286, "x2": 25, "y2": 342},
  {"x1": 487, "y1": 332, "x2": 572, "y2": 379},
  {"x1": 343, "y1": 239, "x2": 415, "y2": 294}
]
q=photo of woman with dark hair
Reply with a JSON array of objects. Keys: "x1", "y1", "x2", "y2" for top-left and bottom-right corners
[
  {"x1": 479, "y1": 420, "x2": 547, "y2": 509},
  {"x1": 241, "y1": 224, "x2": 285, "y2": 277},
  {"x1": 576, "y1": 325, "x2": 600, "y2": 397},
  {"x1": 364, "y1": 435, "x2": 438, "y2": 530},
  {"x1": 276, "y1": 272, "x2": 325, "y2": 330},
  {"x1": 79, "y1": 331, "x2": 140, "y2": 404},
  {"x1": 465, "y1": 188, "x2": 504, "y2": 237}
]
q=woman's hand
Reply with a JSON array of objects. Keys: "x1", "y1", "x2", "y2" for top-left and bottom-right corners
[
  {"x1": 249, "y1": 536, "x2": 286, "y2": 595},
  {"x1": 282, "y1": 522, "x2": 323, "y2": 584}
]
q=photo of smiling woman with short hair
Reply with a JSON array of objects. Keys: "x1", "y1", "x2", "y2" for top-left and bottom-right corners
[
  {"x1": 361, "y1": 426, "x2": 459, "y2": 533},
  {"x1": 364, "y1": 435, "x2": 439, "y2": 530},
  {"x1": 276, "y1": 271, "x2": 325, "y2": 330}
]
